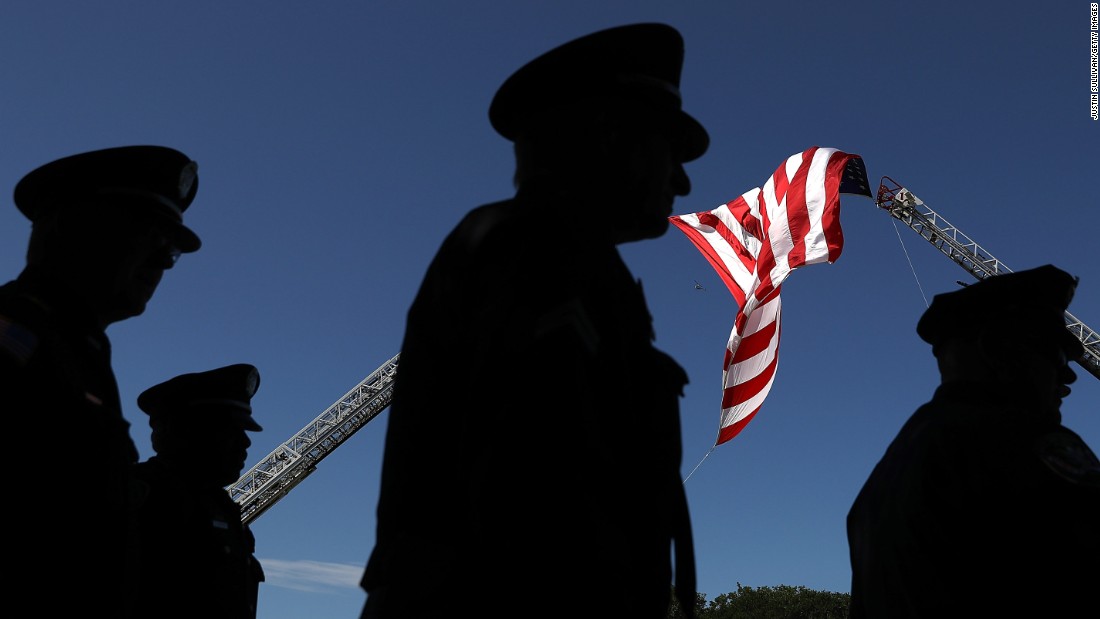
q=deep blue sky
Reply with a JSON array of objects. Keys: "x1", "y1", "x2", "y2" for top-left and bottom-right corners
[{"x1": 2, "y1": 2, "x2": 1097, "y2": 617}]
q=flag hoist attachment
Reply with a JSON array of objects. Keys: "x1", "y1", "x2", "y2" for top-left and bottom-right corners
[{"x1": 875, "y1": 176, "x2": 1100, "y2": 382}]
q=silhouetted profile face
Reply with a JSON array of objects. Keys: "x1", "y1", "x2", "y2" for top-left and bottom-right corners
[
  {"x1": 987, "y1": 327, "x2": 1078, "y2": 418},
  {"x1": 54, "y1": 198, "x2": 184, "y2": 326},
  {"x1": 606, "y1": 119, "x2": 692, "y2": 244},
  {"x1": 201, "y1": 416, "x2": 253, "y2": 487},
  {"x1": 156, "y1": 412, "x2": 253, "y2": 487}
]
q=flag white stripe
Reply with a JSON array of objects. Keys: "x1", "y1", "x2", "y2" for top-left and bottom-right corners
[{"x1": 802, "y1": 150, "x2": 833, "y2": 261}]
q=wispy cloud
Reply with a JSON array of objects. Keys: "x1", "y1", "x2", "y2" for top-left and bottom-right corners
[{"x1": 258, "y1": 558, "x2": 364, "y2": 593}]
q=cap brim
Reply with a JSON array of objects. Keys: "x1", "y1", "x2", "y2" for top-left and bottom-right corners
[
  {"x1": 227, "y1": 410, "x2": 263, "y2": 432},
  {"x1": 173, "y1": 225, "x2": 202, "y2": 253}
]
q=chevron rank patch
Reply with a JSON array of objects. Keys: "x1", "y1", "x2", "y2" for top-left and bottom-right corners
[{"x1": 0, "y1": 313, "x2": 39, "y2": 366}]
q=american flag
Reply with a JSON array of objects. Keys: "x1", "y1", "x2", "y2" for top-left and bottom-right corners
[{"x1": 670, "y1": 147, "x2": 870, "y2": 446}]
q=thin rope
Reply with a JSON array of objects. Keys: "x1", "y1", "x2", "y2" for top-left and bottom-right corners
[
  {"x1": 683, "y1": 444, "x2": 716, "y2": 484},
  {"x1": 892, "y1": 218, "x2": 931, "y2": 308}
]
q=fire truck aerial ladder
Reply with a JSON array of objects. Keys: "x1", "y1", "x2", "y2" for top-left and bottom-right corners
[
  {"x1": 229, "y1": 353, "x2": 399, "y2": 525},
  {"x1": 228, "y1": 178, "x2": 1098, "y2": 525},
  {"x1": 876, "y1": 176, "x2": 1100, "y2": 382}
]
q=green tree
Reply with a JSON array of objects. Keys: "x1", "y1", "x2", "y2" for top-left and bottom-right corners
[
  {"x1": 669, "y1": 583, "x2": 850, "y2": 619},
  {"x1": 668, "y1": 587, "x2": 707, "y2": 618}
]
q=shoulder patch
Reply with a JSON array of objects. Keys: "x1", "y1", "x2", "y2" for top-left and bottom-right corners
[
  {"x1": 1036, "y1": 429, "x2": 1100, "y2": 488},
  {"x1": 0, "y1": 313, "x2": 39, "y2": 366}
]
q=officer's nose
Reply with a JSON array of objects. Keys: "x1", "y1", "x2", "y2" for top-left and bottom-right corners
[{"x1": 672, "y1": 163, "x2": 690, "y2": 197}]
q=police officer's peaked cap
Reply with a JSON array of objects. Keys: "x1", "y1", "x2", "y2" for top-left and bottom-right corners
[
  {"x1": 488, "y1": 22, "x2": 710, "y2": 162},
  {"x1": 13, "y1": 145, "x2": 202, "y2": 253},
  {"x1": 138, "y1": 363, "x2": 263, "y2": 431},
  {"x1": 917, "y1": 264, "x2": 1084, "y2": 359}
]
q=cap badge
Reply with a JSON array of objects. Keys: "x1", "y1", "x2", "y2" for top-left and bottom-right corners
[{"x1": 178, "y1": 161, "x2": 198, "y2": 200}]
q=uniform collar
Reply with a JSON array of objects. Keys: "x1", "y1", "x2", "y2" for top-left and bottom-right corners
[{"x1": 13, "y1": 266, "x2": 106, "y2": 335}]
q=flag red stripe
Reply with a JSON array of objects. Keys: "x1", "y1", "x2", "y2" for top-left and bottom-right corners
[
  {"x1": 721, "y1": 348, "x2": 779, "y2": 409},
  {"x1": 821, "y1": 153, "x2": 850, "y2": 262},
  {"x1": 751, "y1": 185, "x2": 780, "y2": 303},
  {"x1": 771, "y1": 159, "x2": 791, "y2": 209},
  {"x1": 730, "y1": 315, "x2": 777, "y2": 363},
  {"x1": 726, "y1": 193, "x2": 762, "y2": 240},
  {"x1": 784, "y1": 147, "x2": 817, "y2": 269},
  {"x1": 716, "y1": 408, "x2": 760, "y2": 445}
]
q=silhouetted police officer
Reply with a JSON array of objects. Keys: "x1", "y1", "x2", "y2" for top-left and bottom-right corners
[
  {"x1": 0, "y1": 145, "x2": 201, "y2": 616},
  {"x1": 360, "y1": 22, "x2": 708, "y2": 619},
  {"x1": 847, "y1": 265, "x2": 1100, "y2": 618},
  {"x1": 128, "y1": 363, "x2": 265, "y2": 619}
]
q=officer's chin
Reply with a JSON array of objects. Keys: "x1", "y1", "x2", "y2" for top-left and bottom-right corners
[
  {"x1": 102, "y1": 299, "x2": 149, "y2": 326},
  {"x1": 614, "y1": 217, "x2": 670, "y2": 244},
  {"x1": 123, "y1": 295, "x2": 152, "y2": 318}
]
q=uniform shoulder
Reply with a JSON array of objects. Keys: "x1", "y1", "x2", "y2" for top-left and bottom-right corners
[
  {"x1": 446, "y1": 199, "x2": 547, "y2": 254},
  {"x1": 0, "y1": 283, "x2": 51, "y2": 366},
  {"x1": 1036, "y1": 426, "x2": 1100, "y2": 488}
]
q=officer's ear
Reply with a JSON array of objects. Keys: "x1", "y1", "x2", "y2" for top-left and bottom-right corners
[
  {"x1": 974, "y1": 320, "x2": 1042, "y2": 382},
  {"x1": 26, "y1": 207, "x2": 73, "y2": 265},
  {"x1": 973, "y1": 323, "x2": 1011, "y2": 364},
  {"x1": 934, "y1": 330, "x2": 999, "y2": 382}
]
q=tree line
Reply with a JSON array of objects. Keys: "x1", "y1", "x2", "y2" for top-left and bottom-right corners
[{"x1": 669, "y1": 584, "x2": 850, "y2": 619}]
